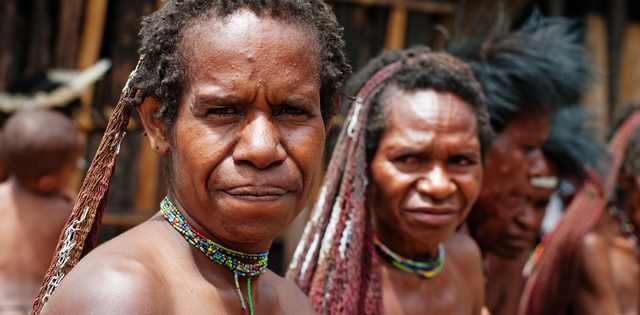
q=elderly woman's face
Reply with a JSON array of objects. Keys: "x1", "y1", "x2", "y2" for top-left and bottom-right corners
[
  {"x1": 164, "y1": 12, "x2": 325, "y2": 249},
  {"x1": 369, "y1": 86, "x2": 482, "y2": 258}
]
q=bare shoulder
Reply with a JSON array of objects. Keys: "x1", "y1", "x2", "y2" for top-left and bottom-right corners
[
  {"x1": 581, "y1": 231, "x2": 610, "y2": 261},
  {"x1": 571, "y1": 231, "x2": 622, "y2": 314},
  {"x1": 41, "y1": 220, "x2": 172, "y2": 315},
  {"x1": 262, "y1": 270, "x2": 315, "y2": 314},
  {"x1": 445, "y1": 232, "x2": 483, "y2": 268},
  {"x1": 578, "y1": 231, "x2": 613, "y2": 282},
  {"x1": 445, "y1": 232, "x2": 484, "y2": 314}
]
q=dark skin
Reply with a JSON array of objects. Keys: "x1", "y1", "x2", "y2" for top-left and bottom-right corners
[
  {"x1": 41, "y1": 12, "x2": 330, "y2": 314},
  {"x1": 485, "y1": 157, "x2": 554, "y2": 315},
  {"x1": 369, "y1": 86, "x2": 485, "y2": 315},
  {"x1": 484, "y1": 252, "x2": 528, "y2": 315},
  {"x1": 468, "y1": 111, "x2": 551, "y2": 260},
  {"x1": 465, "y1": 111, "x2": 550, "y2": 315},
  {"x1": 570, "y1": 171, "x2": 640, "y2": 315}
]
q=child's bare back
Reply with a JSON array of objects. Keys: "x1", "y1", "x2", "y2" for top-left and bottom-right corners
[
  {"x1": 0, "y1": 110, "x2": 80, "y2": 314},
  {"x1": 0, "y1": 181, "x2": 74, "y2": 314}
]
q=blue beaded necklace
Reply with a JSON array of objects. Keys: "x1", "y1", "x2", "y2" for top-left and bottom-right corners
[
  {"x1": 160, "y1": 197, "x2": 268, "y2": 315},
  {"x1": 373, "y1": 233, "x2": 444, "y2": 278},
  {"x1": 608, "y1": 204, "x2": 640, "y2": 262}
]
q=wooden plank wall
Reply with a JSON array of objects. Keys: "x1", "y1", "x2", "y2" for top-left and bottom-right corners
[
  {"x1": 90, "y1": 0, "x2": 157, "y2": 243},
  {"x1": 620, "y1": 22, "x2": 640, "y2": 104},
  {"x1": 582, "y1": 13, "x2": 609, "y2": 139}
]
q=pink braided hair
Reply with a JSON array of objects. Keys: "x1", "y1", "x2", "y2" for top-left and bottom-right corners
[{"x1": 286, "y1": 55, "x2": 430, "y2": 315}]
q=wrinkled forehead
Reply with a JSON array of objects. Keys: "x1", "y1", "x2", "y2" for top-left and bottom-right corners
[
  {"x1": 381, "y1": 84, "x2": 478, "y2": 128},
  {"x1": 179, "y1": 10, "x2": 320, "y2": 72}
]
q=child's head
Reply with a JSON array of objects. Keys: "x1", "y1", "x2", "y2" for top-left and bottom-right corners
[{"x1": 1, "y1": 109, "x2": 81, "y2": 194}]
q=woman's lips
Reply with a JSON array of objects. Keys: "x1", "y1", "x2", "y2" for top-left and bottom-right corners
[
  {"x1": 223, "y1": 186, "x2": 289, "y2": 202},
  {"x1": 404, "y1": 207, "x2": 457, "y2": 226}
]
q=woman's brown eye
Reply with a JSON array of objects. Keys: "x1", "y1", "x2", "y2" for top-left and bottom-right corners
[
  {"x1": 396, "y1": 155, "x2": 419, "y2": 164},
  {"x1": 450, "y1": 155, "x2": 475, "y2": 166},
  {"x1": 451, "y1": 157, "x2": 468, "y2": 166},
  {"x1": 279, "y1": 107, "x2": 308, "y2": 116},
  {"x1": 207, "y1": 107, "x2": 235, "y2": 116}
]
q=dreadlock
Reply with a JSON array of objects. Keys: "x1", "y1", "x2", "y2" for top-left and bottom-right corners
[
  {"x1": 542, "y1": 107, "x2": 605, "y2": 181},
  {"x1": 286, "y1": 51, "x2": 491, "y2": 315},
  {"x1": 32, "y1": 2, "x2": 350, "y2": 312},
  {"x1": 344, "y1": 46, "x2": 493, "y2": 162},
  {"x1": 609, "y1": 100, "x2": 640, "y2": 176},
  {"x1": 127, "y1": 0, "x2": 351, "y2": 132},
  {"x1": 447, "y1": 13, "x2": 591, "y2": 132}
]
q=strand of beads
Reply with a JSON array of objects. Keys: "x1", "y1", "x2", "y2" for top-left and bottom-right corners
[
  {"x1": 160, "y1": 197, "x2": 268, "y2": 315},
  {"x1": 373, "y1": 233, "x2": 444, "y2": 278},
  {"x1": 609, "y1": 204, "x2": 640, "y2": 262}
]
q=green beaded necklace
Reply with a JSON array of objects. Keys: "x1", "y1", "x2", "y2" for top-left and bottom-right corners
[{"x1": 160, "y1": 197, "x2": 268, "y2": 315}]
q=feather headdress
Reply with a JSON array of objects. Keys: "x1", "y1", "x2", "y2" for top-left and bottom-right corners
[{"x1": 448, "y1": 12, "x2": 592, "y2": 132}]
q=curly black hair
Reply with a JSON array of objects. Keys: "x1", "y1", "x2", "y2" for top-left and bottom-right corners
[
  {"x1": 541, "y1": 107, "x2": 605, "y2": 181},
  {"x1": 127, "y1": 0, "x2": 351, "y2": 132},
  {"x1": 447, "y1": 13, "x2": 591, "y2": 133},
  {"x1": 343, "y1": 46, "x2": 493, "y2": 163},
  {"x1": 610, "y1": 100, "x2": 640, "y2": 175}
]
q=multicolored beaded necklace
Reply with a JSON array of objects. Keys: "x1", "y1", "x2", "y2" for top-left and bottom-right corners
[
  {"x1": 608, "y1": 204, "x2": 640, "y2": 262},
  {"x1": 160, "y1": 197, "x2": 268, "y2": 315},
  {"x1": 373, "y1": 233, "x2": 444, "y2": 278}
]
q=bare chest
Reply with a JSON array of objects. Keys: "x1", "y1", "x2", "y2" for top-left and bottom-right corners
[
  {"x1": 159, "y1": 268, "x2": 284, "y2": 315},
  {"x1": 380, "y1": 263, "x2": 474, "y2": 315},
  {"x1": 484, "y1": 271, "x2": 523, "y2": 315}
]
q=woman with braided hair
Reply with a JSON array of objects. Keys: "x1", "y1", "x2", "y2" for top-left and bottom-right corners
[
  {"x1": 287, "y1": 46, "x2": 493, "y2": 314},
  {"x1": 37, "y1": 0, "x2": 350, "y2": 314},
  {"x1": 519, "y1": 101, "x2": 640, "y2": 315}
]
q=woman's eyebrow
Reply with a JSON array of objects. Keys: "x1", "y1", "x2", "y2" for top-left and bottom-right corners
[
  {"x1": 280, "y1": 97, "x2": 318, "y2": 108},
  {"x1": 452, "y1": 151, "x2": 481, "y2": 159},
  {"x1": 195, "y1": 95, "x2": 244, "y2": 107},
  {"x1": 389, "y1": 145, "x2": 429, "y2": 156}
]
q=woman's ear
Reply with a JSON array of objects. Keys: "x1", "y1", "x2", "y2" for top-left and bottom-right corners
[
  {"x1": 35, "y1": 174, "x2": 56, "y2": 193},
  {"x1": 137, "y1": 92, "x2": 170, "y2": 154}
]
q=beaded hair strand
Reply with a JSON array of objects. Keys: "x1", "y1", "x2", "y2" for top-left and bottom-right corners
[
  {"x1": 31, "y1": 55, "x2": 145, "y2": 315},
  {"x1": 286, "y1": 56, "x2": 429, "y2": 315},
  {"x1": 32, "y1": 0, "x2": 350, "y2": 312}
]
